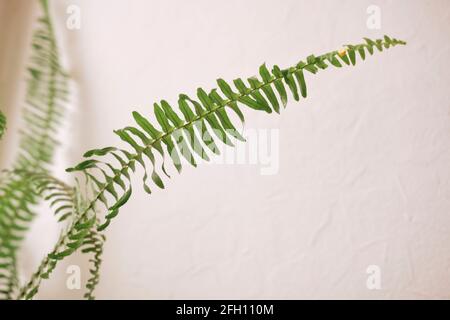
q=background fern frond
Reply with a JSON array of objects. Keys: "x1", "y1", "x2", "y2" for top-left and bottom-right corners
[
  {"x1": 81, "y1": 229, "x2": 105, "y2": 300},
  {"x1": 0, "y1": 0, "x2": 68, "y2": 299},
  {"x1": 18, "y1": 35, "x2": 406, "y2": 299},
  {"x1": 0, "y1": 111, "x2": 5, "y2": 139},
  {"x1": 5, "y1": 171, "x2": 105, "y2": 300}
]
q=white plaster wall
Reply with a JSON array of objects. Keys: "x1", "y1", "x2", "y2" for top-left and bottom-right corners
[{"x1": 1, "y1": 0, "x2": 450, "y2": 299}]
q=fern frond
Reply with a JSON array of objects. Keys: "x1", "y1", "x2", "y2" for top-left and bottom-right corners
[
  {"x1": 81, "y1": 230, "x2": 105, "y2": 300},
  {"x1": 0, "y1": 171, "x2": 72, "y2": 289},
  {"x1": 8, "y1": 171, "x2": 104, "y2": 300},
  {"x1": 17, "y1": 171, "x2": 76, "y2": 222},
  {"x1": 18, "y1": 35, "x2": 406, "y2": 299},
  {"x1": 0, "y1": 0, "x2": 68, "y2": 299},
  {"x1": 70, "y1": 35, "x2": 406, "y2": 231},
  {"x1": 0, "y1": 111, "x2": 5, "y2": 139}
]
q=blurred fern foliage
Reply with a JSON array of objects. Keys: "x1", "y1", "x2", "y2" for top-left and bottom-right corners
[
  {"x1": 0, "y1": 0, "x2": 406, "y2": 299},
  {"x1": 0, "y1": 111, "x2": 5, "y2": 139}
]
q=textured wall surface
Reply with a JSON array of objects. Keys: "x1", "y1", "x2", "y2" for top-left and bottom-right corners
[{"x1": 1, "y1": 0, "x2": 450, "y2": 299}]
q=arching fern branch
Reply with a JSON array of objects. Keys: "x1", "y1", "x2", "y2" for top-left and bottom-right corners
[
  {"x1": 17, "y1": 35, "x2": 406, "y2": 299},
  {"x1": 0, "y1": 0, "x2": 68, "y2": 299}
]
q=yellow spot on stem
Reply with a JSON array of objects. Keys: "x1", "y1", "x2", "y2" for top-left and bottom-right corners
[{"x1": 338, "y1": 46, "x2": 349, "y2": 57}]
